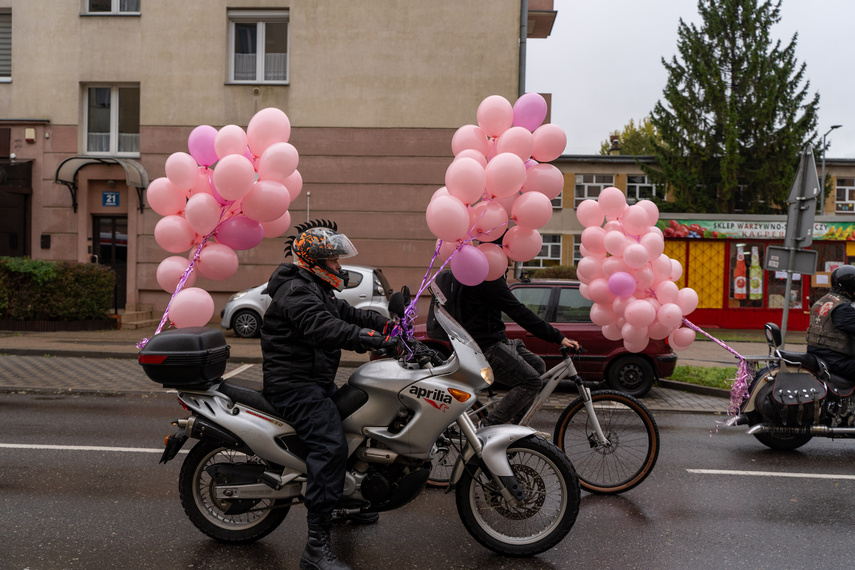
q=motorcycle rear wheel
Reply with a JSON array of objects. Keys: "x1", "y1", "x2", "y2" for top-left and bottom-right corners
[
  {"x1": 753, "y1": 432, "x2": 813, "y2": 451},
  {"x1": 179, "y1": 441, "x2": 290, "y2": 543},
  {"x1": 455, "y1": 436, "x2": 580, "y2": 556}
]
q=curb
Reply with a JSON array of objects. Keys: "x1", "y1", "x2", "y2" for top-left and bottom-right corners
[{"x1": 659, "y1": 379, "x2": 730, "y2": 399}]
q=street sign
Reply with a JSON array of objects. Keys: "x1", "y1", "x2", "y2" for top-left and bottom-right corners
[
  {"x1": 102, "y1": 191, "x2": 120, "y2": 207},
  {"x1": 764, "y1": 246, "x2": 818, "y2": 275},
  {"x1": 783, "y1": 143, "x2": 820, "y2": 248}
]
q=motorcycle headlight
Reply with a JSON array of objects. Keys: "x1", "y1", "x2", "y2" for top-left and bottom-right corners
[{"x1": 481, "y1": 367, "x2": 494, "y2": 385}]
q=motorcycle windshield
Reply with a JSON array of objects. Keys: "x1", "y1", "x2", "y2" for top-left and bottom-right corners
[{"x1": 433, "y1": 302, "x2": 494, "y2": 387}]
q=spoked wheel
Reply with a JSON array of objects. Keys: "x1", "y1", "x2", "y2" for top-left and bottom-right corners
[
  {"x1": 427, "y1": 400, "x2": 486, "y2": 488},
  {"x1": 554, "y1": 390, "x2": 659, "y2": 495},
  {"x1": 179, "y1": 441, "x2": 290, "y2": 543},
  {"x1": 455, "y1": 437, "x2": 580, "y2": 556}
]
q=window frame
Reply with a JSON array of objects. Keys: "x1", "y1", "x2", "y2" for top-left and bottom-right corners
[
  {"x1": 0, "y1": 8, "x2": 10, "y2": 83},
  {"x1": 574, "y1": 174, "x2": 614, "y2": 208},
  {"x1": 82, "y1": 0, "x2": 141, "y2": 15},
  {"x1": 83, "y1": 84, "x2": 140, "y2": 157},
  {"x1": 626, "y1": 174, "x2": 662, "y2": 203},
  {"x1": 522, "y1": 233, "x2": 562, "y2": 269},
  {"x1": 835, "y1": 177, "x2": 855, "y2": 213},
  {"x1": 227, "y1": 9, "x2": 290, "y2": 85}
]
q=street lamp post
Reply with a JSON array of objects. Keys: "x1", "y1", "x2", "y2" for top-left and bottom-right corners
[{"x1": 820, "y1": 124, "x2": 843, "y2": 213}]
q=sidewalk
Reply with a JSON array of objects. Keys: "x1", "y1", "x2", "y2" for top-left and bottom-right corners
[{"x1": 0, "y1": 324, "x2": 772, "y2": 415}]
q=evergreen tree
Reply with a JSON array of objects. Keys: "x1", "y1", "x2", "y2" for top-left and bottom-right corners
[
  {"x1": 599, "y1": 116, "x2": 660, "y2": 155},
  {"x1": 645, "y1": 0, "x2": 819, "y2": 214}
]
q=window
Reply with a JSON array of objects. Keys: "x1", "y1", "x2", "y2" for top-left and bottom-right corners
[
  {"x1": 554, "y1": 287, "x2": 593, "y2": 323},
  {"x1": 572, "y1": 237, "x2": 583, "y2": 264},
  {"x1": 835, "y1": 178, "x2": 855, "y2": 213},
  {"x1": 626, "y1": 174, "x2": 662, "y2": 203},
  {"x1": 228, "y1": 10, "x2": 289, "y2": 84},
  {"x1": 85, "y1": 0, "x2": 140, "y2": 14},
  {"x1": 0, "y1": 9, "x2": 10, "y2": 82},
  {"x1": 523, "y1": 233, "x2": 561, "y2": 269},
  {"x1": 504, "y1": 287, "x2": 551, "y2": 321},
  {"x1": 574, "y1": 174, "x2": 613, "y2": 208},
  {"x1": 85, "y1": 85, "x2": 140, "y2": 155}
]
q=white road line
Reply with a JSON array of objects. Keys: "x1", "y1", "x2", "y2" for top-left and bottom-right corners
[
  {"x1": 688, "y1": 468, "x2": 855, "y2": 480},
  {"x1": 223, "y1": 363, "x2": 254, "y2": 379},
  {"x1": 0, "y1": 443, "x2": 180, "y2": 454}
]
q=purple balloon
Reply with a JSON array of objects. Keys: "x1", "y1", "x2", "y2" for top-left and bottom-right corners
[
  {"x1": 215, "y1": 216, "x2": 264, "y2": 250},
  {"x1": 608, "y1": 271, "x2": 637, "y2": 298},
  {"x1": 513, "y1": 93, "x2": 548, "y2": 132},
  {"x1": 450, "y1": 244, "x2": 489, "y2": 286},
  {"x1": 188, "y1": 125, "x2": 219, "y2": 167}
]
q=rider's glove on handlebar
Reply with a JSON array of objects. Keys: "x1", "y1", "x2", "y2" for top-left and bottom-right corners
[{"x1": 359, "y1": 328, "x2": 408, "y2": 359}]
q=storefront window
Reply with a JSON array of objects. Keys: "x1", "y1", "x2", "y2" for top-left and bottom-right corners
[{"x1": 729, "y1": 242, "x2": 766, "y2": 308}]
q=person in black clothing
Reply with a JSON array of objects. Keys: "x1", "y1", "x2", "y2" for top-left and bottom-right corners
[
  {"x1": 806, "y1": 265, "x2": 855, "y2": 378},
  {"x1": 430, "y1": 269, "x2": 579, "y2": 427},
  {"x1": 261, "y1": 220, "x2": 403, "y2": 570}
]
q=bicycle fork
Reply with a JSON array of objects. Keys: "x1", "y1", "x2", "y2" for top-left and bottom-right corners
[{"x1": 578, "y1": 383, "x2": 611, "y2": 447}]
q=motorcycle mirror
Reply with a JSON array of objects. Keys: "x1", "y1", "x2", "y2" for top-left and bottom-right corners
[
  {"x1": 400, "y1": 285, "x2": 412, "y2": 306},
  {"x1": 389, "y1": 291, "x2": 406, "y2": 320}
]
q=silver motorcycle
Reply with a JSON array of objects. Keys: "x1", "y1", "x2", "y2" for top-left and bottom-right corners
[{"x1": 140, "y1": 301, "x2": 580, "y2": 557}]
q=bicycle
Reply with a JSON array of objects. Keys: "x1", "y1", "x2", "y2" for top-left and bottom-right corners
[{"x1": 428, "y1": 346, "x2": 660, "y2": 495}]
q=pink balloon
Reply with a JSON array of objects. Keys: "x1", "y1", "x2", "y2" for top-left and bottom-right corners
[
  {"x1": 612, "y1": 295, "x2": 634, "y2": 317},
  {"x1": 621, "y1": 204, "x2": 651, "y2": 236},
  {"x1": 669, "y1": 327, "x2": 696, "y2": 351},
  {"x1": 521, "y1": 163, "x2": 564, "y2": 200},
  {"x1": 165, "y1": 152, "x2": 199, "y2": 191},
  {"x1": 648, "y1": 319, "x2": 674, "y2": 340},
  {"x1": 676, "y1": 287, "x2": 699, "y2": 315},
  {"x1": 147, "y1": 177, "x2": 186, "y2": 217},
  {"x1": 492, "y1": 190, "x2": 520, "y2": 214},
  {"x1": 212, "y1": 154, "x2": 256, "y2": 201},
  {"x1": 621, "y1": 322, "x2": 648, "y2": 345},
  {"x1": 602, "y1": 322, "x2": 623, "y2": 341},
  {"x1": 654, "y1": 280, "x2": 680, "y2": 304},
  {"x1": 426, "y1": 195, "x2": 469, "y2": 242},
  {"x1": 452, "y1": 124, "x2": 490, "y2": 157},
  {"x1": 450, "y1": 245, "x2": 489, "y2": 286},
  {"x1": 445, "y1": 157, "x2": 486, "y2": 205},
  {"x1": 511, "y1": 191, "x2": 552, "y2": 230},
  {"x1": 581, "y1": 226, "x2": 607, "y2": 256},
  {"x1": 215, "y1": 124, "x2": 249, "y2": 159},
  {"x1": 576, "y1": 199, "x2": 604, "y2": 228},
  {"x1": 261, "y1": 210, "x2": 292, "y2": 238},
  {"x1": 257, "y1": 142, "x2": 299, "y2": 183},
  {"x1": 658, "y1": 303, "x2": 684, "y2": 329},
  {"x1": 188, "y1": 125, "x2": 219, "y2": 168},
  {"x1": 603, "y1": 220, "x2": 623, "y2": 232},
  {"x1": 590, "y1": 302, "x2": 617, "y2": 327},
  {"x1": 195, "y1": 243, "x2": 239, "y2": 280},
  {"x1": 513, "y1": 92, "x2": 548, "y2": 132},
  {"x1": 437, "y1": 239, "x2": 462, "y2": 262},
  {"x1": 496, "y1": 126, "x2": 534, "y2": 161},
  {"x1": 602, "y1": 256, "x2": 630, "y2": 277},
  {"x1": 169, "y1": 287, "x2": 215, "y2": 328},
  {"x1": 598, "y1": 187, "x2": 627, "y2": 219},
  {"x1": 454, "y1": 148, "x2": 488, "y2": 168},
  {"x1": 670, "y1": 259, "x2": 684, "y2": 281},
  {"x1": 242, "y1": 179, "x2": 291, "y2": 222},
  {"x1": 477, "y1": 95, "x2": 514, "y2": 138},
  {"x1": 608, "y1": 272, "x2": 637, "y2": 298},
  {"x1": 154, "y1": 215, "x2": 196, "y2": 253},
  {"x1": 282, "y1": 169, "x2": 303, "y2": 201},
  {"x1": 531, "y1": 123, "x2": 566, "y2": 162},
  {"x1": 502, "y1": 226, "x2": 542, "y2": 262},
  {"x1": 625, "y1": 299, "x2": 656, "y2": 328},
  {"x1": 184, "y1": 193, "x2": 222, "y2": 236},
  {"x1": 156, "y1": 255, "x2": 197, "y2": 293},
  {"x1": 575, "y1": 256, "x2": 604, "y2": 284},
  {"x1": 485, "y1": 153, "x2": 527, "y2": 199},
  {"x1": 623, "y1": 337, "x2": 650, "y2": 353},
  {"x1": 637, "y1": 199, "x2": 660, "y2": 225},
  {"x1": 587, "y1": 277, "x2": 615, "y2": 305},
  {"x1": 633, "y1": 266, "x2": 655, "y2": 290},
  {"x1": 469, "y1": 200, "x2": 508, "y2": 242},
  {"x1": 651, "y1": 254, "x2": 673, "y2": 282},
  {"x1": 623, "y1": 243, "x2": 650, "y2": 269},
  {"x1": 188, "y1": 167, "x2": 213, "y2": 198},
  {"x1": 603, "y1": 230, "x2": 628, "y2": 256},
  {"x1": 477, "y1": 243, "x2": 509, "y2": 281},
  {"x1": 641, "y1": 231, "x2": 665, "y2": 259},
  {"x1": 247, "y1": 107, "x2": 291, "y2": 157},
  {"x1": 215, "y1": 216, "x2": 264, "y2": 251}
]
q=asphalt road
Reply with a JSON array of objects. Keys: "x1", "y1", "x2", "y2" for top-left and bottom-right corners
[{"x1": 1, "y1": 391, "x2": 854, "y2": 569}]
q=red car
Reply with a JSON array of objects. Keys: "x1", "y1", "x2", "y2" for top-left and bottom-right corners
[{"x1": 413, "y1": 279, "x2": 677, "y2": 398}]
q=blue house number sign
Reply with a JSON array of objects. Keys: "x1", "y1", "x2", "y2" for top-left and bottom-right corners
[{"x1": 103, "y1": 191, "x2": 120, "y2": 207}]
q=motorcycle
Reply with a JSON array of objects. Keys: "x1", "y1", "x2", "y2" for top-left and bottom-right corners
[
  {"x1": 139, "y1": 298, "x2": 580, "y2": 557},
  {"x1": 727, "y1": 322, "x2": 855, "y2": 450}
]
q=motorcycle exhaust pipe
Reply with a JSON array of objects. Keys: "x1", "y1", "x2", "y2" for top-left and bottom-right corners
[
  {"x1": 185, "y1": 415, "x2": 251, "y2": 452},
  {"x1": 747, "y1": 424, "x2": 855, "y2": 437}
]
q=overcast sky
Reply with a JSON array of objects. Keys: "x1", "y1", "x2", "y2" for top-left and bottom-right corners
[{"x1": 525, "y1": 0, "x2": 855, "y2": 158}]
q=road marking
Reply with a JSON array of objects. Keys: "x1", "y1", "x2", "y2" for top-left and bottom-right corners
[
  {"x1": 688, "y1": 468, "x2": 855, "y2": 480},
  {"x1": 0, "y1": 443, "x2": 184, "y2": 454},
  {"x1": 224, "y1": 363, "x2": 254, "y2": 379}
]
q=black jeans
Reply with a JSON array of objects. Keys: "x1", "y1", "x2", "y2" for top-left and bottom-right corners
[
  {"x1": 482, "y1": 338, "x2": 545, "y2": 426},
  {"x1": 267, "y1": 383, "x2": 347, "y2": 526}
]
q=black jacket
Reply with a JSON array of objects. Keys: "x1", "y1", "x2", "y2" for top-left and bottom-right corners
[
  {"x1": 261, "y1": 263, "x2": 388, "y2": 397},
  {"x1": 430, "y1": 270, "x2": 564, "y2": 351}
]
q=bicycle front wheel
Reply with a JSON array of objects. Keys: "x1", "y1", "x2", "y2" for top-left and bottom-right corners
[{"x1": 553, "y1": 390, "x2": 659, "y2": 495}]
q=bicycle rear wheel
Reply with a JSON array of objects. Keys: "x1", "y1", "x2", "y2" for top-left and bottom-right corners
[{"x1": 553, "y1": 390, "x2": 659, "y2": 495}]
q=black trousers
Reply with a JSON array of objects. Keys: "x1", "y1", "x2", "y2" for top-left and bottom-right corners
[{"x1": 268, "y1": 383, "x2": 347, "y2": 526}]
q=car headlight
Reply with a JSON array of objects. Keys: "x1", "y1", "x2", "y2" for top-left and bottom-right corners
[{"x1": 229, "y1": 290, "x2": 249, "y2": 302}]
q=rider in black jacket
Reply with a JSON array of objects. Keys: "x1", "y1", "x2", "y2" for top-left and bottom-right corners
[
  {"x1": 806, "y1": 265, "x2": 855, "y2": 378},
  {"x1": 261, "y1": 220, "x2": 402, "y2": 570}
]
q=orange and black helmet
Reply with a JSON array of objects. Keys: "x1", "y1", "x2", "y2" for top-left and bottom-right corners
[{"x1": 285, "y1": 220, "x2": 357, "y2": 290}]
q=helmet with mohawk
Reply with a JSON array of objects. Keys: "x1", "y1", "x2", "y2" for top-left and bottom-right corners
[{"x1": 284, "y1": 220, "x2": 357, "y2": 291}]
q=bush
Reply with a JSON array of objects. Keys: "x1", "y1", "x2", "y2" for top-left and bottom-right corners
[
  {"x1": 0, "y1": 257, "x2": 115, "y2": 321},
  {"x1": 524, "y1": 265, "x2": 578, "y2": 280}
]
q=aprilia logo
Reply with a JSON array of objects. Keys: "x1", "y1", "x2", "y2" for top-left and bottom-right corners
[{"x1": 409, "y1": 385, "x2": 452, "y2": 412}]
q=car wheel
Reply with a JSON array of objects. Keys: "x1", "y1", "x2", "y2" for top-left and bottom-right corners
[
  {"x1": 232, "y1": 309, "x2": 262, "y2": 339},
  {"x1": 606, "y1": 355, "x2": 654, "y2": 398}
]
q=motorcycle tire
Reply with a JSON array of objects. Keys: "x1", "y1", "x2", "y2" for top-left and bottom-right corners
[
  {"x1": 455, "y1": 436, "x2": 580, "y2": 557},
  {"x1": 753, "y1": 432, "x2": 813, "y2": 451},
  {"x1": 179, "y1": 441, "x2": 290, "y2": 543}
]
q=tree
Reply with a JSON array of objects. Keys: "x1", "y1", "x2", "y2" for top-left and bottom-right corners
[
  {"x1": 645, "y1": 0, "x2": 819, "y2": 214},
  {"x1": 599, "y1": 116, "x2": 660, "y2": 155}
]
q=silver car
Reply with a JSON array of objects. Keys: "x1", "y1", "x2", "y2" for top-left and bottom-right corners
[{"x1": 220, "y1": 264, "x2": 392, "y2": 338}]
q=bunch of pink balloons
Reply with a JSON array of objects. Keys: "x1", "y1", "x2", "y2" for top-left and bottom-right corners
[
  {"x1": 576, "y1": 187, "x2": 699, "y2": 352},
  {"x1": 425, "y1": 93, "x2": 566, "y2": 286},
  {"x1": 147, "y1": 107, "x2": 299, "y2": 328}
]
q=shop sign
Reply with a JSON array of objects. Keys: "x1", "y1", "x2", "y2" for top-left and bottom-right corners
[{"x1": 659, "y1": 219, "x2": 855, "y2": 241}]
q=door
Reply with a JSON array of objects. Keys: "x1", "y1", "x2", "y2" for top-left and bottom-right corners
[{"x1": 92, "y1": 216, "x2": 128, "y2": 309}]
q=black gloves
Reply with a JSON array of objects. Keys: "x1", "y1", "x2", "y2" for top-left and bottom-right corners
[{"x1": 359, "y1": 328, "x2": 407, "y2": 359}]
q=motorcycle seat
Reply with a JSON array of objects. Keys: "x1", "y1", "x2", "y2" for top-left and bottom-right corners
[
  {"x1": 825, "y1": 372, "x2": 855, "y2": 398},
  {"x1": 778, "y1": 350, "x2": 820, "y2": 371},
  {"x1": 777, "y1": 351, "x2": 855, "y2": 397},
  {"x1": 219, "y1": 379, "x2": 280, "y2": 417}
]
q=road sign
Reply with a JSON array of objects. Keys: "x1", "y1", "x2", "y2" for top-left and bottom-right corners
[
  {"x1": 764, "y1": 246, "x2": 818, "y2": 275},
  {"x1": 783, "y1": 143, "x2": 820, "y2": 249}
]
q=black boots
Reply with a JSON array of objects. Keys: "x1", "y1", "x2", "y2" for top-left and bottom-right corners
[{"x1": 300, "y1": 524, "x2": 351, "y2": 570}]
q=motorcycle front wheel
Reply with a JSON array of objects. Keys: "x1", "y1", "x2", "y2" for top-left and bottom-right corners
[
  {"x1": 179, "y1": 441, "x2": 290, "y2": 543},
  {"x1": 455, "y1": 436, "x2": 580, "y2": 557}
]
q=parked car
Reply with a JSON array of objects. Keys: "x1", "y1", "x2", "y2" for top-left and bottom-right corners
[
  {"x1": 413, "y1": 279, "x2": 677, "y2": 398},
  {"x1": 221, "y1": 265, "x2": 392, "y2": 339}
]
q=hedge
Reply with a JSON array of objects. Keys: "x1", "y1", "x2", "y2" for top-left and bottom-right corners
[{"x1": 0, "y1": 257, "x2": 116, "y2": 321}]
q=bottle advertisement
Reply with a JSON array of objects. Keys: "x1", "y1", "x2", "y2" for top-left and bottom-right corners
[
  {"x1": 749, "y1": 245, "x2": 763, "y2": 300},
  {"x1": 733, "y1": 244, "x2": 747, "y2": 299}
]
